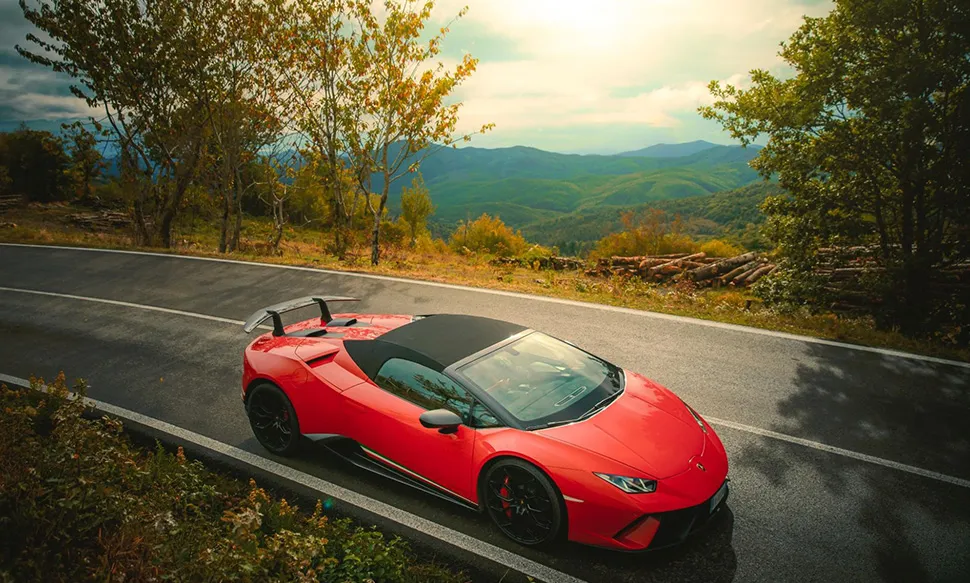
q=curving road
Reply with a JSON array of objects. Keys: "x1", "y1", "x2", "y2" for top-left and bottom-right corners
[{"x1": 1, "y1": 243, "x2": 969, "y2": 583}]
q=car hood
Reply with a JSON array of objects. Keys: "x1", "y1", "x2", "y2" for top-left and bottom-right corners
[{"x1": 540, "y1": 371, "x2": 704, "y2": 479}]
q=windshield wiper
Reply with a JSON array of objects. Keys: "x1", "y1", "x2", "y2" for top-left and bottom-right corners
[{"x1": 526, "y1": 390, "x2": 622, "y2": 431}]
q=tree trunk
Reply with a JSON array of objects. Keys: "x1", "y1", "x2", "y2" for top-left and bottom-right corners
[
  {"x1": 229, "y1": 195, "x2": 242, "y2": 253},
  {"x1": 218, "y1": 190, "x2": 229, "y2": 253},
  {"x1": 370, "y1": 211, "x2": 381, "y2": 265},
  {"x1": 272, "y1": 198, "x2": 284, "y2": 252},
  {"x1": 132, "y1": 191, "x2": 151, "y2": 246},
  {"x1": 159, "y1": 207, "x2": 175, "y2": 248}
]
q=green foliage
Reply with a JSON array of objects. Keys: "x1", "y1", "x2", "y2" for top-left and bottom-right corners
[
  {"x1": 0, "y1": 125, "x2": 70, "y2": 202},
  {"x1": 592, "y1": 210, "x2": 699, "y2": 259},
  {"x1": 400, "y1": 174, "x2": 435, "y2": 246},
  {"x1": 0, "y1": 374, "x2": 462, "y2": 582},
  {"x1": 698, "y1": 239, "x2": 744, "y2": 258},
  {"x1": 701, "y1": 0, "x2": 970, "y2": 339},
  {"x1": 62, "y1": 122, "x2": 106, "y2": 203},
  {"x1": 449, "y1": 213, "x2": 531, "y2": 257},
  {"x1": 751, "y1": 267, "x2": 828, "y2": 315},
  {"x1": 522, "y1": 182, "x2": 781, "y2": 249}
]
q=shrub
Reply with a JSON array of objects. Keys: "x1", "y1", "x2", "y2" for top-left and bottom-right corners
[
  {"x1": 751, "y1": 266, "x2": 827, "y2": 314},
  {"x1": 449, "y1": 213, "x2": 529, "y2": 257},
  {"x1": 592, "y1": 210, "x2": 700, "y2": 259},
  {"x1": 0, "y1": 374, "x2": 463, "y2": 583},
  {"x1": 698, "y1": 239, "x2": 744, "y2": 258}
]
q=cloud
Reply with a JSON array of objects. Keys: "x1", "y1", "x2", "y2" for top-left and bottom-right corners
[
  {"x1": 430, "y1": 0, "x2": 833, "y2": 152},
  {"x1": 0, "y1": 0, "x2": 833, "y2": 153}
]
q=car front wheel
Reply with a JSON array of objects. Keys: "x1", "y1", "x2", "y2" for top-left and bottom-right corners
[{"x1": 482, "y1": 459, "x2": 564, "y2": 547}]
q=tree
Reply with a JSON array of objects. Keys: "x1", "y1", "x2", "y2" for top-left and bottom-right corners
[
  {"x1": 18, "y1": 0, "x2": 224, "y2": 248},
  {"x1": 701, "y1": 0, "x2": 970, "y2": 337},
  {"x1": 268, "y1": 0, "x2": 363, "y2": 256},
  {"x1": 350, "y1": 0, "x2": 493, "y2": 265},
  {"x1": 202, "y1": 0, "x2": 291, "y2": 254},
  {"x1": 62, "y1": 121, "x2": 105, "y2": 203},
  {"x1": 0, "y1": 125, "x2": 70, "y2": 202},
  {"x1": 400, "y1": 173, "x2": 435, "y2": 246}
]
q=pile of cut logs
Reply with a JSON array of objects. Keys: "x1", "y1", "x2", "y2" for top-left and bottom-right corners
[
  {"x1": 0, "y1": 194, "x2": 24, "y2": 211},
  {"x1": 586, "y1": 251, "x2": 778, "y2": 287},
  {"x1": 68, "y1": 210, "x2": 130, "y2": 230},
  {"x1": 814, "y1": 246, "x2": 970, "y2": 312}
]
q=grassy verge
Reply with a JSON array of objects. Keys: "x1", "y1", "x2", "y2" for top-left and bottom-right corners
[
  {"x1": 2, "y1": 203, "x2": 967, "y2": 363},
  {"x1": 0, "y1": 373, "x2": 465, "y2": 582}
]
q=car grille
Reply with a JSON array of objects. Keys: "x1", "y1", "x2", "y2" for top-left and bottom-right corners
[{"x1": 621, "y1": 481, "x2": 728, "y2": 549}]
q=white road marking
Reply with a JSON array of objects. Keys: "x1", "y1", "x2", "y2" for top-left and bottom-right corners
[
  {"x1": 2, "y1": 285, "x2": 969, "y2": 490},
  {"x1": 0, "y1": 373, "x2": 588, "y2": 583},
  {"x1": 0, "y1": 286, "x2": 244, "y2": 326},
  {"x1": 3, "y1": 242, "x2": 968, "y2": 370},
  {"x1": 707, "y1": 416, "x2": 970, "y2": 489}
]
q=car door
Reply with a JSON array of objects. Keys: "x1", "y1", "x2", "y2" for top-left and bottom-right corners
[{"x1": 344, "y1": 358, "x2": 482, "y2": 503}]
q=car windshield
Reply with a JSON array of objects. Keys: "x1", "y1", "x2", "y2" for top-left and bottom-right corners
[{"x1": 457, "y1": 332, "x2": 623, "y2": 428}]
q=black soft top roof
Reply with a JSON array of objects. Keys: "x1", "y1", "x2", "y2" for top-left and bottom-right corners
[{"x1": 345, "y1": 314, "x2": 528, "y2": 380}]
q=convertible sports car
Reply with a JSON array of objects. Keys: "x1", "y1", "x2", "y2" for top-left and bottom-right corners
[{"x1": 241, "y1": 296, "x2": 729, "y2": 550}]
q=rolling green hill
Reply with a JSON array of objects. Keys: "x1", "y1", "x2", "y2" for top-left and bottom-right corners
[
  {"x1": 519, "y1": 182, "x2": 784, "y2": 251},
  {"x1": 397, "y1": 143, "x2": 764, "y2": 229}
]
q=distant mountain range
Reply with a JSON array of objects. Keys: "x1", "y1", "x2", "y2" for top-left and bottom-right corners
[
  {"x1": 397, "y1": 142, "x2": 766, "y2": 243},
  {"x1": 615, "y1": 140, "x2": 722, "y2": 158}
]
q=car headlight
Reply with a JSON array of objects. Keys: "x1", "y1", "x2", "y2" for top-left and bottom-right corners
[
  {"x1": 683, "y1": 401, "x2": 708, "y2": 434},
  {"x1": 594, "y1": 472, "x2": 657, "y2": 494}
]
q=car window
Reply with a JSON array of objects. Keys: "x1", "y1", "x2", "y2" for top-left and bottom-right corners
[
  {"x1": 457, "y1": 332, "x2": 623, "y2": 427},
  {"x1": 375, "y1": 358, "x2": 476, "y2": 420}
]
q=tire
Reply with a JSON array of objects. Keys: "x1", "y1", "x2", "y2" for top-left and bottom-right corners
[
  {"x1": 481, "y1": 458, "x2": 565, "y2": 547},
  {"x1": 246, "y1": 382, "x2": 301, "y2": 456}
]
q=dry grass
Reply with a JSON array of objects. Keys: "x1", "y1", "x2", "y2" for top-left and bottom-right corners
[{"x1": 2, "y1": 203, "x2": 967, "y2": 363}]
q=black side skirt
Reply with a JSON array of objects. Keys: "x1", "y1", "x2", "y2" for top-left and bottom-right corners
[{"x1": 322, "y1": 439, "x2": 480, "y2": 512}]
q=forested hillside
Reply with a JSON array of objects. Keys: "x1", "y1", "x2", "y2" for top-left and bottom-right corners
[
  {"x1": 521, "y1": 182, "x2": 782, "y2": 253},
  {"x1": 407, "y1": 143, "x2": 763, "y2": 229}
]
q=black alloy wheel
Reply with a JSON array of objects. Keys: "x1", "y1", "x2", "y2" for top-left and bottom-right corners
[
  {"x1": 483, "y1": 459, "x2": 564, "y2": 546},
  {"x1": 246, "y1": 383, "x2": 301, "y2": 456}
]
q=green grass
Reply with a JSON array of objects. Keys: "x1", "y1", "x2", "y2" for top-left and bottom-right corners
[{"x1": 2, "y1": 202, "x2": 967, "y2": 363}]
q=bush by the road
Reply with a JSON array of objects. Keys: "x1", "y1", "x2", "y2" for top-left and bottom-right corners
[{"x1": 0, "y1": 374, "x2": 464, "y2": 583}]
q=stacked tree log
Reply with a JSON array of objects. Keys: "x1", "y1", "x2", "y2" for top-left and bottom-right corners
[
  {"x1": 586, "y1": 251, "x2": 778, "y2": 287},
  {"x1": 68, "y1": 210, "x2": 130, "y2": 230},
  {"x1": 814, "y1": 246, "x2": 970, "y2": 313},
  {"x1": 0, "y1": 194, "x2": 24, "y2": 212}
]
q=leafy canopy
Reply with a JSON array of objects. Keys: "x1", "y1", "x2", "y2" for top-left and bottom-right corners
[{"x1": 701, "y1": 0, "x2": 970, "y2": 335}]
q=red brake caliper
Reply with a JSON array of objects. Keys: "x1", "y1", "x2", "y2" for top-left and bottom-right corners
[{"x1": 501, "y1": 475, "x2": 512, "y2": 519}]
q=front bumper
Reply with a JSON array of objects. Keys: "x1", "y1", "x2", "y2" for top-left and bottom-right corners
[
  {"x1": 618, "y1": 480, "x2": 729, "y2": 550},
  {"x1": 557, "y1": 424, "x2": 730, "y2": 551}
]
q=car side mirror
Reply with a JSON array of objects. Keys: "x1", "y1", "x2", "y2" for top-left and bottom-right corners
[{"x1": 419, "y1": 409, "x2": 462, "y2": 434}]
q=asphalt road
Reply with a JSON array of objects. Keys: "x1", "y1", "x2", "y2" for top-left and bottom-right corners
[{"x1": 1, "y1": 244, "x2": 969, "y2": 583}]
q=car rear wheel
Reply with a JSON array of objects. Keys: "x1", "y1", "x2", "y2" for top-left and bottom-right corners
[
  {"x1": 482, "y1": 459, "x2": 564, "y2": 547},
  {"x1": 246, "y1": 383, "x2": 300, "y2": 456}
]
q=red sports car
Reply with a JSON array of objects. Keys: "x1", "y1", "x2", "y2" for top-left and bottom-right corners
[{"x1": 241, "y1": 296, "x2": 729, "y2": 550}]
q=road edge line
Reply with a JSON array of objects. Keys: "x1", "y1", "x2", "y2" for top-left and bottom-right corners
[
  {"x1": 3, "y1": 242, "x2": 967, "y2": 370},
  {"x1": 707, "y1": 416, "x2": 970, "y2": 489}
]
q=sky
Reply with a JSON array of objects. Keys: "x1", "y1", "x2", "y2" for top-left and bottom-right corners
[{"x1": 0, "y1": 0, "x2": 834, "y2": 154}]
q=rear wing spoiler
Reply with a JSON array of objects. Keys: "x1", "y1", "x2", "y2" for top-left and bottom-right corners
[{"x1": 243, "y1": 296, "x2": 360, "y2": 336}]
